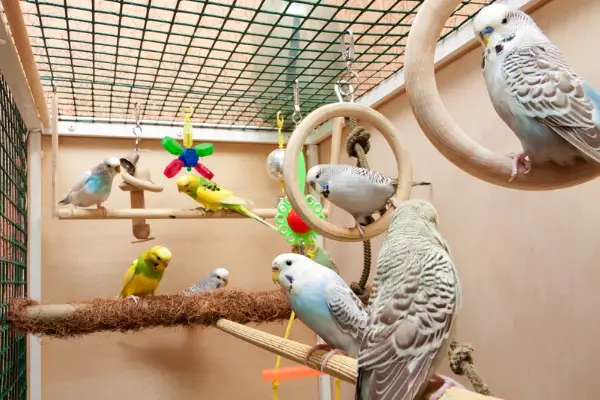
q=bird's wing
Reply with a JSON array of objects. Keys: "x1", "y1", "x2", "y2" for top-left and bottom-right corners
[
  {"x1": 357, "y1": 246, "x2": 459, "y2": 400},
  {"x1": 220, "y1": 194, "x2": 253, "y2": 206},
  {"x1": 119, "y1": 259, "x2": 139, "y2": 297},
  {"x1": 69, "y1": 170, "x2": 92, "y2": 193},
  {"x1": 325, "y1": 277, "x2": 369, "y2": 343},
  {"x1": 503, "y1": 43, "x2": 600, "y2": 162}
]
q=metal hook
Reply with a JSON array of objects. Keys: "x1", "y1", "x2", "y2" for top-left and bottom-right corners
[
  {"x1": 276, "y1": 111, "x2": 285, "y2": 129},
  {"x1": 181, "y1": 105, "x2": 193, "y2": 119},
  {"x1": 292, "y1": 79, "x2": 302, "y2": 124},
  {"x1": 134, "y1": 102, "x2": 141, "y2": 126},
  {"x1": 334, "y1": 82, "x2": 354, "y2": 103},
  {"x1": 342, "y1": 29, "x2": 355, "y2": 63}
]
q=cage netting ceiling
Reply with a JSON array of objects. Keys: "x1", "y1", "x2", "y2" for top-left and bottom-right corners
[{"x1": 8, "y1": 0, "x2": 495, "y2": 131}]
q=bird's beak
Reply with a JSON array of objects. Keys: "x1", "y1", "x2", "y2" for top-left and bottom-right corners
[
  {"x1": 480, "y1": 26, "x2": 494, "y2": 46},
  {"x1": 223, "y1": 278, "x2": 229, "y2": 287},
  {"x1": 177, "y1": 186, "x2": 182, "y2": 192},
  {"x1": 272, "y1": 270, "x2": 280, "y2": 284},
  {"x1": 115, "y1": 165, "x2": 121, "y2": 173},
  {"x1": 163, "y1": 260, "x2": 170, "y2": 269},
  {"x1": 309, "y1": 181, "x2": 316, "y2": 191}
]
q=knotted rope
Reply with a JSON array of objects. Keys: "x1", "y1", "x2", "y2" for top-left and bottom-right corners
[
  {"x1": 449, "y1": 340, "x2": 492, "y2": 396},
  {"x1": 344, "y1": 117, "x2": 373, "y2": 305}
]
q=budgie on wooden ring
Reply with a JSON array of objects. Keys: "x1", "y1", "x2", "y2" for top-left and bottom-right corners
[
  {"x1": 176, "y1": 174, "x2": 277, "y2": 230},
  {"x1": 356, "y1": 199, "x2": 463, "y2": 400},
  {"x1": 306, "y1": 164, "x2": 398, "y2": 235},
  {"x1": 182, "y1": 268, "x2": 230, "y2": 294},
  {"x1": 117, "y1": 245, "x2": 172, "y2": 304},
  {"x1": 271, "y1": 253, "x2": 369, "y2": 371},
  {"x1": 58, "y1": 157, "x2": 121, "y2": 209},
  {"x1": 474, "y1": 3, "x2": 600, "y2": 181}
]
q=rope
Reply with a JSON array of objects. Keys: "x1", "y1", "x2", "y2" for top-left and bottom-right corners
[
  {"x1": 448, "y1": 340, "x2": 492, "y2": 396},
  {"x1": 345, "y1": 118, "x2": 372, "y2": 304},
  {"x1": 271, "y1": 311, "x2": 296, "y2": 400}
]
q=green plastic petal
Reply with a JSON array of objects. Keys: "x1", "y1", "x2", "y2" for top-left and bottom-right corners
[
  {"x1": 297, "y1": 150, "x2": 306, "y2": 193},
  {"x1": 162, "y1": 136, "x2": 183, "y2": 155},
  {"x1": 194, "y1": 143, "x2": 215, "y2": 157}
]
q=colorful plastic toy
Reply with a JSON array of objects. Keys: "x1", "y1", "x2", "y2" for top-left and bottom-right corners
[
  {"x1": 162, "y1": 106, "x2": 215, "y2": 179},
  {"x1": 275, "y1": 195, "x2": 324, "y2": 255}
]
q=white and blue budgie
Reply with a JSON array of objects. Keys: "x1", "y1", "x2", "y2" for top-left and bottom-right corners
[
  {"x1": 271, "y1": 253, "x2": 369, "y2": 371},
  {"x1": 182, "y1": 268, "x2": 229, "y2": 294},
  {"x1": 356, "y1": 199, "x2": 462, "y2": 400},
  {"x1": 474, "y1": 3, "x2": 600, "y2": 181},
  {"x1": 306, "y1": 164, "x2": 398, "y2": 235},
  {"x1": 58, "y1": 157, "x2": 121, "y2": 209}
]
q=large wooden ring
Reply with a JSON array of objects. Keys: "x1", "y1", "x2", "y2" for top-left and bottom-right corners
[
  {"x1": 283, "y1": 102, "x2": 413, "y2": 242},
  {"x1": 404, "y1": 0, "x2": 600, "y2": 190}
]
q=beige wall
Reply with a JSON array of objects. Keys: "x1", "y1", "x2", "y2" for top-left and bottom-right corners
[
  {"x1": 41, "y1": 137, "x2": 320, "y2": 399},
  {"x1": 39, "y1": 0, "x2": 600, "y2": 399},
  {"x1": 321, "y1": 0, "x2": 600, "y2": 399}
]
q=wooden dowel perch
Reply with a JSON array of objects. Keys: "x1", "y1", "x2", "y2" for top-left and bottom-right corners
[
  {"x1": 216, "y1": 320, "x2": 505, "y2": 400},
  {"x1": 56, "y1": 207, "x2": 328, "y2": 220}
]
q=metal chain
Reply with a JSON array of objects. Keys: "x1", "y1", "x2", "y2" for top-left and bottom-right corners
[{"x1": 132, "y1": 102, "x2": 142, "y2": 151}]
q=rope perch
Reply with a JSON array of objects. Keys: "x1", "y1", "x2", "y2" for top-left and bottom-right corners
[
  {"x1": 345, "y1": 118, "x2": 373, "y2": 304},
  {"x1": 449, "y1": 340, "x2": 492, "y2": 396},
  {"x1": 8, "y1": 289, "x2": 292, "y2": 338}
]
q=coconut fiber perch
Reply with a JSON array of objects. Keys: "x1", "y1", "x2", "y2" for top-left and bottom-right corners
[{"x1": 9, "y1": 289, "x2": 291, "y2": 338}]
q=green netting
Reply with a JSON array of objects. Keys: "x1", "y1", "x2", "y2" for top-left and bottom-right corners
[
  {"x1": 19, "y1": 0, "x2": 496, "y2": 130},
  {"x1": 0, "y1": 72, "x2": 28, "y2": 400}
]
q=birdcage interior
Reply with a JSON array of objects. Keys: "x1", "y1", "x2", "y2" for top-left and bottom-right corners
[{"x1": 15, "y1": 0, "x2": 495, "y2": 132}]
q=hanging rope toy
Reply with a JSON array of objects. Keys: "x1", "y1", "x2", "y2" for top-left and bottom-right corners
[{"x1": 162, "y1": 106, "x2": 215, "y2": 179}]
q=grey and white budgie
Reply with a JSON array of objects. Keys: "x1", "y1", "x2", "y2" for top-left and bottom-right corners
[
  {"x1": 58, "y1": 157, "x2": 121, "y2": 209},
  {"x1": 182, "y1": 268, "x2": 230, "y2": 294},
  {"x1": 474, "y1": 3, "x2": 600, "y2": 181},
  {"x1": 356, "y1": 199, "x2": 462, "y2": 400},
  {"x1": 306, "y1": 164, "x2": 398, "y2": 235},
  {"x1": 271, "y1": 253, "x2": 369, "y2": 371}
]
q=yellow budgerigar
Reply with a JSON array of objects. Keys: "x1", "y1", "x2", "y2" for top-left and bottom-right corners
[
  {"x1": 176, "y1": 174, "x2": 277, "y2": 230},
  {"x1": 117, "y1": 245, "x2": 172, "y2": 303}
]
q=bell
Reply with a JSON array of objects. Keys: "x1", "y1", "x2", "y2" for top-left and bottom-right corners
[{"x1": 120, "y1": 149, "x2": 140, "y2": 175}]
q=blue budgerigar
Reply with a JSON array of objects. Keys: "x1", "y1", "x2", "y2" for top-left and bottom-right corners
[
  {"x1": 473, "y1": 4, "x2": 600, "y2": 181},
  {"x1": 271, "y1": 253, "x2": 369, "y2": 371},
  {"x1": 182, "y1": 268, "x2": 229, "y2": 294},
  {"x1": 58, "y1": 157, "x2": 121, "y2": 209}
]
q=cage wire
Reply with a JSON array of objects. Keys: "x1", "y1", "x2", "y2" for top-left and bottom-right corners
[
  {"x1": 0, "y1": 71, "x2": 28, "y2": 400},
  {"x1": 13, "y1": 0, "x2": 496, "y2": 131}
]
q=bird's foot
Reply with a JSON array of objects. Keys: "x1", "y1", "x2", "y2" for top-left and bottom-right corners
[
  {"x1": 427, "y1": 374, "x2": 466, "y2": 400},
  {"x1": 507, "y1": 152, "x2": 532, "y2": 182},
  {"x1": 318, "y1": 349, "x2": 347, "y2": 372},
  {"x1": 96, "y1": 202, "x2": 106, "y2": 210},
  {"x1": 126, "y1": 295, "x2": 140, "y2": 305},
  {"x1": 348, "y1": 221, "x2": 365, "y2": 237},
  {"x1": 304, "y1": 343, "x2": 333, "y2": 365},
  {"x1": 193, "y1": 206, "x2": 206, "y2": 213},
  {"x1": 387, "y1": 197, "x2": 399, "y2": 209}
]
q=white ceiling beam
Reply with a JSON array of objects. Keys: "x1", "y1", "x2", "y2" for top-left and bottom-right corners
[
  {"x1": 0, "y1": 10, "x2": 42, "y2": 131},
  {"x1": 55, "y1": 118, "x2": 332, "y2": 145}
]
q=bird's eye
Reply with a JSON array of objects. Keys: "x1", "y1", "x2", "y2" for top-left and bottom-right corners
[
  {"x1": 501, "y1": 17, "x2": 508, "y2": 24},
  {"x1": 315, "y1": 173, "x2": 320, "y2": 179},
  {"x1": 216, "y1": 275, "x2": 221, "y2": 279},
  {"x1": 285, "y1": 260, "x2": 292, "y2": 266}
]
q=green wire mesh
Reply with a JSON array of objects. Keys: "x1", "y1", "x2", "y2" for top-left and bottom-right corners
[
  {"x1": 0, "y1": 72, "x2": 28, "y2": 400},
  {"x1": 18, "y1": 0, "x2": 496, "y2": 131}
]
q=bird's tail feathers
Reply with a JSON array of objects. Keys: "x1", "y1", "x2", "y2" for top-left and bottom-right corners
[
  {"x1": 231, "y1": 205, "x2": 278, "y2": 231},
  {"x1": 58, "y1": 193, "x2": 71, "y2": 205},
  {"x1": 355, "y1": 368, "x2": 370, "y2": 400}
]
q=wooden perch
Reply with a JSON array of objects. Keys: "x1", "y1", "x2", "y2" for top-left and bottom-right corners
[
  {"x1": 56, "y1": 207, "x2": 328, "y2": 220},
  {"x1": 216, "y1": 319, "x2": 504, "y2": 400}
]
